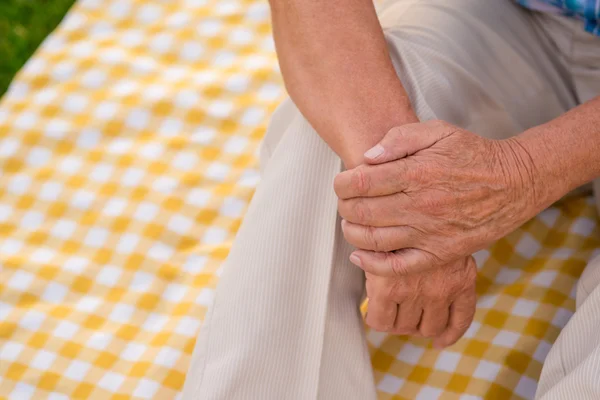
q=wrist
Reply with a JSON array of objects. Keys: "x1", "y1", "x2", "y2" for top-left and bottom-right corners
[
  {"x1": 506, "y1": 130, "x2": 569, "y2": 215},
  {"x1": 339, "y1": 95, "x2": 418, "y2": 169}
]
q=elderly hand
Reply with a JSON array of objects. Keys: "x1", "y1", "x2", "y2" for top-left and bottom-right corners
[
  {"x1": 336, "y1": 120, "x2": 541, "y2": 276},
  {"x1": 364, "y1": 255, "x2": 477, "y2": 348}
]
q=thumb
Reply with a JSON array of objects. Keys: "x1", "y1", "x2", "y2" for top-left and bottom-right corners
[
  {"x1": 349, "y1": 248, "x2": 440, "y2": 277},
  {"x1": 364, "y1": 120, "x2": 456, "y2": 165}
]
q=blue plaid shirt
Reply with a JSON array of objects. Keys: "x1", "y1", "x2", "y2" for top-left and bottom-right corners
[{"x1": 516, "y1": 0, "x2": 600, "y2": 35}]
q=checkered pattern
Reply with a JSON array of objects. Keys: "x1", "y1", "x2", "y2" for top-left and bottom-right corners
[
  {"x1": 0, "y1": 0, "x2": 598, "y2": 399},
  {"x1": 370, "y1": 197, "x2": 600, "y2": 399}
]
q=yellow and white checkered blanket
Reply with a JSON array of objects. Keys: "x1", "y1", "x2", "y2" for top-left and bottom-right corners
[{"x1": 0, "y1": 0, "x2": 598, "y2": 398}]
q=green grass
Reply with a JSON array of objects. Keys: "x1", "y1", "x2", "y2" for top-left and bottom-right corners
[{"x1": 0, "y1": 0, "x2": 76, "y2": 97}]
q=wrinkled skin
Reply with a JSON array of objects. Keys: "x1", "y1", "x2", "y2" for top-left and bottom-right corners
[
  {"x1": 336, "y1": 120, "x2": 538, "y2": 277},
  {"x1": 364, "y1": 255, "x2": 477, "y2": 348},
  {"x1": 335, "y1": 120, "x2": 540, "y2": 345}
]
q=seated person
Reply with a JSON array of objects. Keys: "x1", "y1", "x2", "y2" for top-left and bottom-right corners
[{"x1": 182, "y1": 0, "x2": 600, "y2": 398}]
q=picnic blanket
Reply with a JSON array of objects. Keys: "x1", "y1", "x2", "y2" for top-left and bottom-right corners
[{"x1": 0, "y1": 0, "x2": 598, "y2": 398}]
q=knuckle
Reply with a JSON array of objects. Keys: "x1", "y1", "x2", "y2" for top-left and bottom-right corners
[
  {"x1": 386, "y1": 126, "x2": 406, "y2": 144},
  {"x1": 429, "y1": 253, "x2": 446, "y2": 269},
  {"x1": 453, "y1": 241, "x2": 471, "y2": 259},
  {"x1": 403, "y1": 163, "x2": 427, "y2": 190},
  {"x1": 389, "y1": 126, "x2": 404, "y2": 137},
  {"x1": 364, "y1": 226, "x2": 383, "y2": 251},
  {"x1": 388, "y1": 253, "x2": 409, "y2": 276},
  {"x1": 351, "y1": 167, "x2": 370, "y2": 196},
  {"x1": 352, "y1": 199, "x2": 369, "y2": 224},
  {"x1": 396, "y1": 159, "x2": 413, "y2": 177}
]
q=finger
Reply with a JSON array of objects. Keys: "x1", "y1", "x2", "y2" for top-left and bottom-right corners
[
  {"x1": 419, "y1": 302, "x2": 450, "y2": 338},
  {"x1": 393, "y1": 300, "x2": 422, "y2": 335},
  {"x1": 333, "y1": 161, "x2": 412, "y2": 199},
  {"x1": 364, "y1": 120, "x2": 458, "y2": 165},
  {"x1": 341, "y1": 219, "x2": 418, "y2": 252},
  {"x1": 337, "y1": 194, "x2": 412, "y2": 227},
  {"x1": 349, "y1": 248, "x2": 440, "y2": 277},
  {"x1": 433, "y1": 290, "x2": 477, "y2": 349},
  {"x1": 365, "y1": 296, "x2": 398, "y2": 332}
]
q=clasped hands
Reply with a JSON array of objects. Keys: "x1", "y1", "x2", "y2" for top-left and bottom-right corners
[{"x1": 336, "y1": 120, "x2": 538, "y2": 348}]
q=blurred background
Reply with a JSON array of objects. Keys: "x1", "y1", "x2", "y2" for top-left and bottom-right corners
[
  {"x1": 0, "y1": 0, "x2": 76, "y2": 96},
  {"x1": 1, "y1": 1, "x2": 596, "y2": 399},
  {"x1": 0, "y1": 1, "x2": 284, "y2": 397}
]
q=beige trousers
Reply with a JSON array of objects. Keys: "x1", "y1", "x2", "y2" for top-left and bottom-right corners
[{"x1": 182, "y1": 1, "x2": 600, "y2": 398}]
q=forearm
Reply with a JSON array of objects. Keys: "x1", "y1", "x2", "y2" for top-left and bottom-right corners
[
  {"x1": 269, "y1": 0, "x2": 417, "y2": 167},
  {"x1": 515, "y1": 96, "x2": 600, "y2": 211}
]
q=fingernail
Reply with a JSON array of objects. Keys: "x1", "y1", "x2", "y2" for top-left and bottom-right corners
[
  {"x1": 341, "y1": 219, "x2": 348, "y2": 231},
  {"x1": 349, "y1": 253, "x2": 362, "y2": 267},
  {"x1": 364, "y1": 144, "x2": 384, "y2": 159}
]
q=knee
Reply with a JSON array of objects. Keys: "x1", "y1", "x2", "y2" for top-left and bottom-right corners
[
  {"x1": 377, "y1": 3, "x2": 484, "y2": 125},
  {"x1": 378, "y1": 1, "x2": 529, "y2": 138}
]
